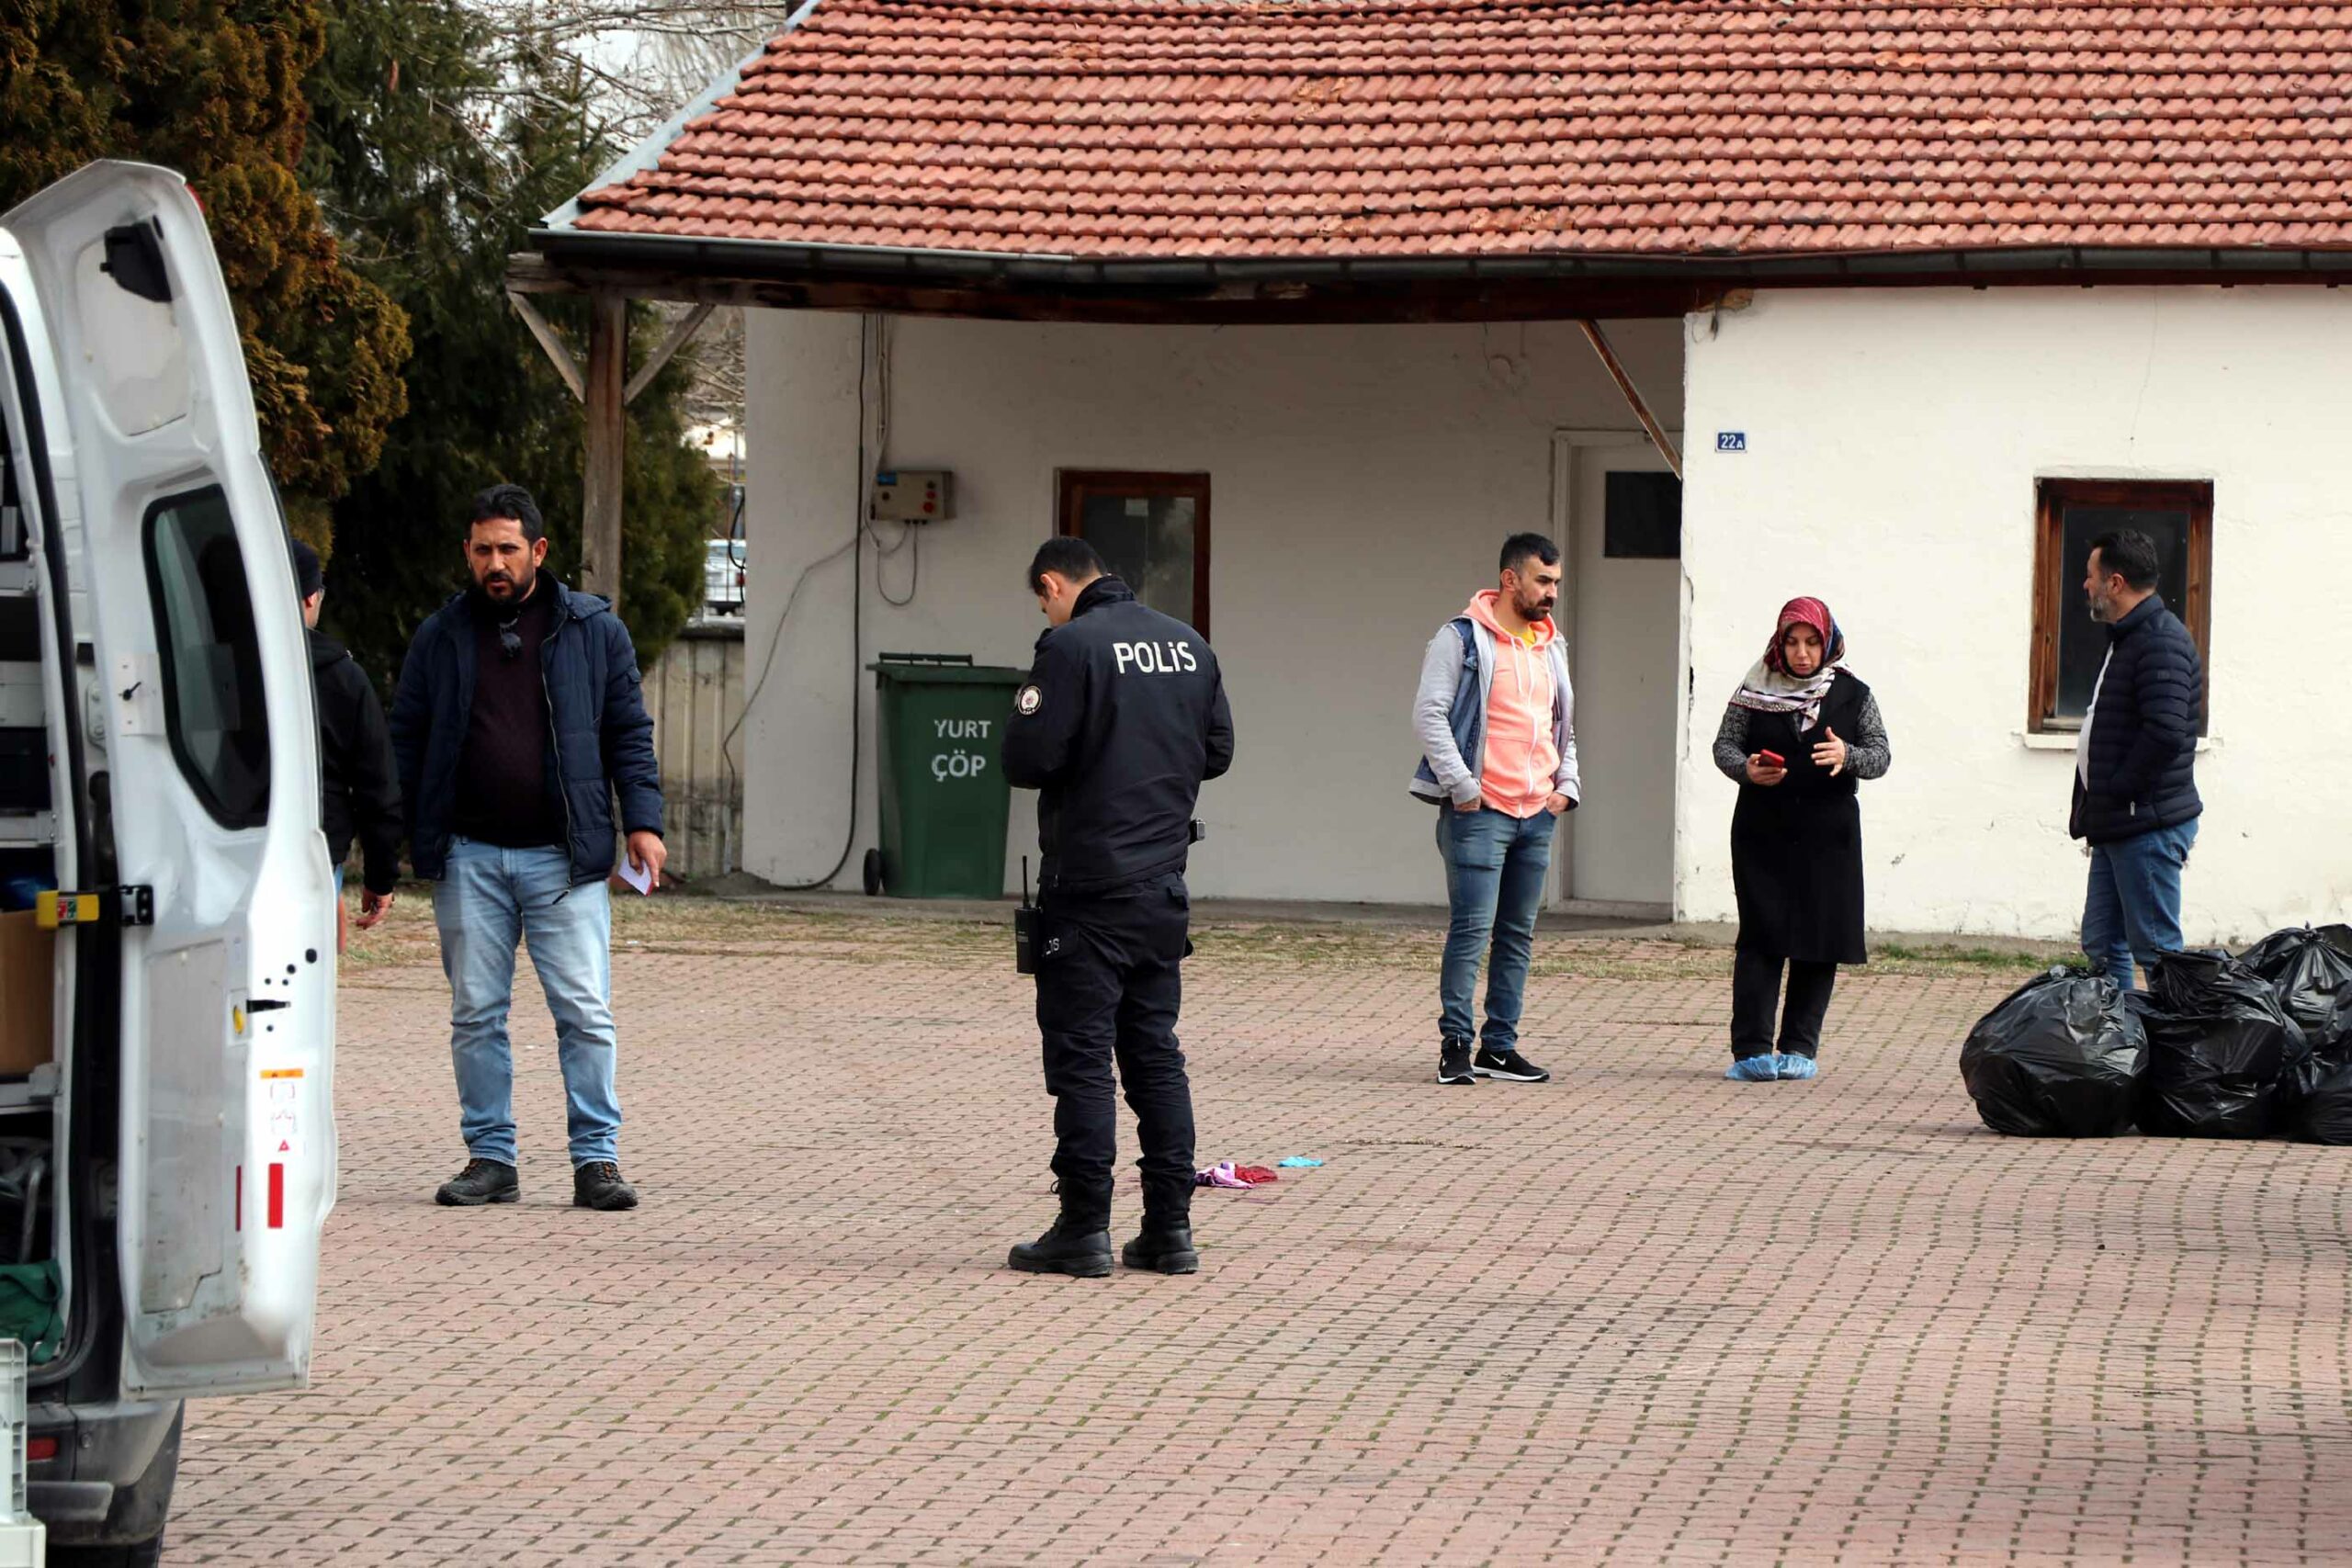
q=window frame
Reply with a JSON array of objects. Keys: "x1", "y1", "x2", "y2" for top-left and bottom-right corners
[
  {"x1": 141, "y1": 481, "x2": 271, "y2": 829},
  {"x1": 1055, "y1": 469, "x2": 1211, "y2": 639},
  {"x1": 2029, "y1": 477, "x2": 2212, "y2": 736}
]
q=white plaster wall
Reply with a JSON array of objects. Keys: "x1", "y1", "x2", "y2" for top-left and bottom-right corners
[
  {"x1": 741, "y1": 314, "x2": 1683, "y2": 902},
  {"x1": 1678, "y1": 287, "x2": 2352, "y2": 943}
]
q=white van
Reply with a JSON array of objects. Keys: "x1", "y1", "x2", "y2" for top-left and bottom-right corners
[{"x1": 0, "y1": 162, "x2": 336, "y2": 1563}]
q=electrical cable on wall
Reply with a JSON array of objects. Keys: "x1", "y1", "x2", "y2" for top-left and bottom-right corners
[
  {"x1": 875, "y1": 530, "x2": 918, "y2": 608},
  {"x1": 720, "y1": 530, "x2": 853, "y2": 795},
  {"x1": 864, "y1": 315, "x2": 920, "y2": 608},
  {"x1": 725, "y1": 311, "x2": 882, "y2": 889}
]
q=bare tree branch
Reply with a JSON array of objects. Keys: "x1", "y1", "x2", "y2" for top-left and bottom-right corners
[
  {"x1": 470, "y1": 3, "x2": 788, "y2": 139},
  {"x1": 456, "y1": 2, "x2": 787, "y2": 431}
]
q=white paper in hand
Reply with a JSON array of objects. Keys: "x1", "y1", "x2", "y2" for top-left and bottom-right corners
[{"x1": 617, "y1": 853, "x2": 654, "y2": 897}]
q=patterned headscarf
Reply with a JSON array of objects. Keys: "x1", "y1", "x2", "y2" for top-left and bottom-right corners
[{"x1": 1731, "y1": 597, "x2": 1849, "y2": 730}]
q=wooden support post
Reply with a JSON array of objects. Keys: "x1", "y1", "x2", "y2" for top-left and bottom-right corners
[
  {"x1": 1577, "y1": 319, "x2": 1683, "y2": 480},
  {"x1": 581, "y1": 291, "x2": 628, "y2": 604},
  {"x1": 625, "y1": 302, "x2": 715, "y2": 405},
  {"x1": 505, "y1": 291, "x2": 586, "y2": 401}
]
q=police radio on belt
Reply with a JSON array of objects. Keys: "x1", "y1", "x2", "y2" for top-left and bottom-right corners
[{"x1": 1014, "y1": 856, "x2": 1039, "y2": 976}]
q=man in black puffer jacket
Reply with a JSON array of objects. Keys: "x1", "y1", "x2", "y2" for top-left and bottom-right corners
[{"x1": 2069, "y1": 528, "x2": 2203, "y2": 989}]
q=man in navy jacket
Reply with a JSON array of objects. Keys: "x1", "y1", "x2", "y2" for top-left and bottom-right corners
[
  {"x1": 390, "y1": 484, "x2": 665, "y2": 1212},
  {"x1": 2069, "y1": 528, "x2": 2203, "y2": 989}
]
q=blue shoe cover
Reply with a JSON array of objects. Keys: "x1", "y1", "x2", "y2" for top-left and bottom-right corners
[
  {"x1": 1724, "y1": 1055, "x2": 1780, "y2": 1082},
  {"x1": 1774, "y1": 1054, "x2": 1819, "y2": 1081}
]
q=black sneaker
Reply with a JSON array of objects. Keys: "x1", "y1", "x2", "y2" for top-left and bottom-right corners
[
  {"x1": 1473, "y1": 1047, "x2": 1551, "y2": 1083},
  {"x1": 1008, "y1": 1219, "x2": 1114, "y2": 1278},
  {"x1": 572, "y1": 1161, "x2": 639, "y2": 1211},
  {"x1": 435, "y1": 1158, "x2": 518, "y2": 1207},
  {"x1": 1121, "y1": 1221, "x2": 1199, "y2": 1275},
  {"x1": 1438, "y1": 1040, "x2": 1477, "y2": 1085}
]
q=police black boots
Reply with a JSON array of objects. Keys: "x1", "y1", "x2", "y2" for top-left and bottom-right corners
[
  {"x1": 1008, "y1": 1205, "x2": 1113, "y2": 1278},
  {"x1": 1120, "y1": 1215, "x2": 1198, "y2": 1275},
  {"x1": 1122, "y1": 1181, "x2": 1199, "y2": 1274}
]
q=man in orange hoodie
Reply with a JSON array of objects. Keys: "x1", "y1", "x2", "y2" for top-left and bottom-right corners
[{"x1": 1409, "y1": 534, "x2": 1580, "y2": 1086}]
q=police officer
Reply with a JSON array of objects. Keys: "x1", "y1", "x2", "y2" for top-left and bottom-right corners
[{"x1": 1001, "y1": 537, "x2": 1235, "y2": 1278}]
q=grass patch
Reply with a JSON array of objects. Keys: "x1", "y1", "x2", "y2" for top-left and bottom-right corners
[
  {"x1": 1871, "y1": 943, "x2": 2070, "y2": 973},
  {"x1": 336, "y1": 889, "x2": 2070, "y2": 983}
]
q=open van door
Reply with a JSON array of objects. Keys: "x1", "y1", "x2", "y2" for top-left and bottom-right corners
[{"x1": 0, "y1": 163, "x2": 336, "y2": 1397}]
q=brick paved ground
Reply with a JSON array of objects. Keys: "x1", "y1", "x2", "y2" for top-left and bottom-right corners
[{"x1": 165, "y1": 908, "x2": 2352, "y2": 1565}]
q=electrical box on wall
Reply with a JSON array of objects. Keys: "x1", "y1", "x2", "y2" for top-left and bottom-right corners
[{"x1": 871, "y1": 469, "x2": 954, "y2": 524}]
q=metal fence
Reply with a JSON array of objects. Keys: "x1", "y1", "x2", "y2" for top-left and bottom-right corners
[{"x1": 644, "y1": 618, "x2": 745, "y2": 883}]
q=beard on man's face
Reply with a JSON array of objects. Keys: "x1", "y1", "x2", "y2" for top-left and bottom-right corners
[{"x1": 477, "y1": 562, "x2": 534, "y2": 600}]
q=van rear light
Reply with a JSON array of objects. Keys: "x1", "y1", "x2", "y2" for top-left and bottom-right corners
[{"x1": 25, "y1": 1437, "x2": 55, "y2": 1462}]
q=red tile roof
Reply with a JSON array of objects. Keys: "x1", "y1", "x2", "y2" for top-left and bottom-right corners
[{"x1": 569, "y1": 0, "x2": 2352, "y2": 259}]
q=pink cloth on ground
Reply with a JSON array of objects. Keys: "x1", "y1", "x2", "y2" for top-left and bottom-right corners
[{"x1": 1194, "y1": 1161, "x2": 1280, "y2": 1189}]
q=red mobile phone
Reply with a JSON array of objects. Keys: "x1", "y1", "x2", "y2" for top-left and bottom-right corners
[{"x1": 1757, "y1": 750, "x2": 1786, "y2": 768}]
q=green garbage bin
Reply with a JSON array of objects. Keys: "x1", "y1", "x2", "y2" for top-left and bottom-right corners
[{"x1": 865, "y1": 653, "x2": 1027, "y2": 898}]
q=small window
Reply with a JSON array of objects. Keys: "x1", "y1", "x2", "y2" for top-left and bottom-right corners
[
  {"x1": 1604, "y1": 471, "x2": 1682, "y2": 558},
  {"x1": 1056, "y1": 470, "x2": 1209, "y2": 637},
  {"x1": 2030, "y1": 479, "x2": 2211, "y2": 733},
  {"x1": 144, "y1": 487, "x2": 269, "y2": 827}
]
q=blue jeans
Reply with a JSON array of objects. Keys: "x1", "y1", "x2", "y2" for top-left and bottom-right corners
[
  {"x1": 2082, "y1": 818, "x2": 2199, "y2": 991},
  {"x1": 433, "y1": 837, "x2": 622, "y2": 1167},
  {"x1": 1436, "y1": 806, "x2": 1557, "y2": 1049}
]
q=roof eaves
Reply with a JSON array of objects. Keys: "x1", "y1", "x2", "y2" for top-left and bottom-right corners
[
  {"x1": 555, "y1": 226, "x2": 2352, "y2": 276},
  {"x1": 539, "y1": 0, "x2": 827, "y2": 234},
  {"x1": 519, "y1": 226, "x2": 2352, "y2": 312}
]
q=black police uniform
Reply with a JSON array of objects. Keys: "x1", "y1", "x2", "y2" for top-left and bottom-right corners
[{"x1": 1001, "y1": 576, "x2": 1235, "y2": 1254}]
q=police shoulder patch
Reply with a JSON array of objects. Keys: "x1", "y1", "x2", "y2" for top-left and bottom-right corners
[{"x1": 1015, "y1": 683, "x2": 1044, "y2": 716}]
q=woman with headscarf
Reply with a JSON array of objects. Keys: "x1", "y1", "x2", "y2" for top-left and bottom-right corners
[{"x1": 1712, "y1": 597, "x2": 1893, "y2": 1081}]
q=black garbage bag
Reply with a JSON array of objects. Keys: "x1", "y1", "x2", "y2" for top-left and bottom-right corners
[
  {"x1": 1959, "y1": 966, "x2": 2145, "y2": 1136},
  {"x1": 2295, "y1": 1059, "x2": 2352, "y2": 1145},
  {"x1": 2237, "y1": 924, "x2": 2352, "y2": 1065},
  {"x1": 2245, "y1": 926, "x2": 2352, "y2": 1143},
  {"x1": 2135, "y1": 950, "x2": 2311, "y2": 1138}
]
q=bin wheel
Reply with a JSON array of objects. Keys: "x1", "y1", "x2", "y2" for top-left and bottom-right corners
[{"x1": 862, "y1": 847, "x2": 883, "y2": 897}]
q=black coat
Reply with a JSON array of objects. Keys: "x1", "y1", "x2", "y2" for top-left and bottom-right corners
[
  {"x1": 1001, "y1": 577, "x2": 1235, "y2": 897},
  {"x1": 1730, "y1": 671, "x2": 1870, "y2": 966},
  {"x1": 310, "y1": 630, "x2": 403, "y2": 896},
  {"x1": 390, "y1": 580, "x2": 663, "y2": 885},
  {"x1": 2069, "y1": 593, "x2": 2203, "y2": 844}
]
